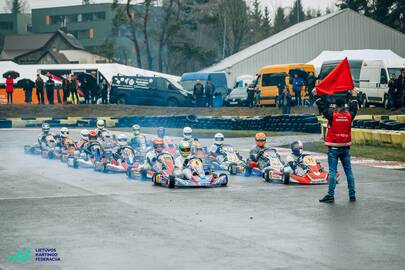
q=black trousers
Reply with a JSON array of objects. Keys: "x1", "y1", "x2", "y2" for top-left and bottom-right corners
[
  {"x1": 102, "y1": 91, "x2": 108, "y2": 104},
  {"x1": 36, "y1": 88, "x2": 44, "y2": 104},
  {"x1": 7, "y1": 92, "x2": 13, "y2": 104},
  {"x1": 46, "y1": 89, "x2": 54, "y2": 104}
]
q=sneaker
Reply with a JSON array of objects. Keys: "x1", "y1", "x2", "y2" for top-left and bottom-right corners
[
  {"x1": 319, "y1": 195, "x2": 335, "y2": 203},
  {"x1": 349, "y1": 196, "x2": 356, "y2": 202}
]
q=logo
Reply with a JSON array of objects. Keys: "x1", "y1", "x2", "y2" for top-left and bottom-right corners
[
  {"x1": 6, "y1": 249, "x2": 32, "y2": 262},
  {"x1": 1, "y1": 247, "x2": 61, "y2": 264}
]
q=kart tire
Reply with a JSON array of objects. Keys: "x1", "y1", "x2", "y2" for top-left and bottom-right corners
[
  {"x1": 228, "y1": 163, "x2": 237, "y2": 175},
  {"x1": 244, "y1": 167, "x2": 252, "y2": 177},
  {"x1": 127, "y1": 168, "x2": 132, "y2": 179},
  {"x1": 48, "y1": 151, "x2": 54, "y2": 160},
  {"x1": 282, "y1": 173, "x2": 290, "y2": 185},
  {"x1": 152, "y1": 173, "x2": 161, "y2": 186},
  {"x1": 219, "y1": 173, "x2": 228, "y2": 187},
  {"x1": 264, "y1": 171, "x2": 271, "y2": 182},
  {"x1": 168, "y1": 175, "x2": 176, "y2": 189}
]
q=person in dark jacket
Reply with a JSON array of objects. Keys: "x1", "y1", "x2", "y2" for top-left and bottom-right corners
[
  {"x1": 388, "y1": 74, "x2": 397, "y2": 110},
  {"x1": 81, "y1": 78, "x2": 90, "y2": 104},
  {"x1": 280, "y1": 88, "x2": 292, "y2": 114},
  {"x1": 317, "y1": 96, "x2": 358, "y2": 203},
  {"x1": 23, "y1": 80, "x2": 33, "y2": 104},
  {"x1": 193, "y1": 80, "x2": 205, "y2": 107},
  {"x1": 276, "y1": 76, "x2": 286, "y2": 107},
  {"x1": 247, "y1": 83, "x2": 256, "y2": 108},
  {"x1": 205, "y1": 80, "x2": 215, "y2": 107},
  {"x1": 45, "y1": 76, "x2": 55, "y2": 104},
  {"x1": 35, "y1": 74, "x2": 44, "y2": 104},
  {"x1": 292, "y1": 74, "x2": 304, "y2": 106},
  {"x1": 306, "y1": 72, "x2": 316, "y2": 105},
  {"x1": 5, "y1": 75, "x2": 14, "y2": 104},
  {"x1": 62, "y1": 77, "x2": 70, "y2": 104},
  {"x1": 100, "y1": 79, "x2": 109, "y2": 104},
  {"x1": 396, "y1": 69, "x2": 405, "y2": 109},
  {"x1": 70, "y1": 75, "x2": 79, "y2": 104}
]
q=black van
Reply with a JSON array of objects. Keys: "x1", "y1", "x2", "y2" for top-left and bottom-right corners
[{"x1": 110, "y1": 75, "x2": 193, "y2": 107}]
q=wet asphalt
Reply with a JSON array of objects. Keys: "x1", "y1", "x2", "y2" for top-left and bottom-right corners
[{"x1": 0, "y1": 129, "x2": 404, "y2": 270}]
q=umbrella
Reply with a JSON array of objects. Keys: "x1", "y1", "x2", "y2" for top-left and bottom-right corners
[
  {"x1": 3, "y1": 70, "x2": 20, "y2": 79},
  {"x1": 17, "y1": 78, "x2": 35, "y2": 88},
  {"x1": 288, "y1": 68, "x2": 308, "y2": 80},
  {"x1": 77, "y1": 73, "x2": 97, "y2": 85}
]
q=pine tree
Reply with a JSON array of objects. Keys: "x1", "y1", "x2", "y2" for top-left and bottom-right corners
[
  {"x1": 5, "y1": 0, "x2": 27, "y2": 14},
  {"x1": 261, "y1": 6, "x2": 271, "y2": 38},
  {"x1": 287, "y1": 0, "x2": 305, "y2": 26},
  {"x1": 273, "y1": 7, "x2": 287, "y2": 34}
]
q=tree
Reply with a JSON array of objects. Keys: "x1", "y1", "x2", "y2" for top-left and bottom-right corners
[
  {"x1": 125, "y1": 0, "x2": 143, "y2": 68},
  {"x1": 82, "y1": 0, "x2": 91, "y2": 4},
  {"x1": 142, "y1": 0, "x2": 154, "y2": 70},
  {"x1": 273, "y1": 7, "x2": 287, "y2": 34},
  {"x1": 250, "y1": 0, "x2": 263, "y2": 42},
  {"x1": 336, "y1": 0, "x2": 370, "y2": 14},
  {"x1": 5, "y1": 0, "x2": 28, "y2": 14},
  {"x1": 261, "y1": 6, "x2": 271, "y2": 38},
  {"x1": 287, "y1": 0, "x2": 305, "y2": 26}
]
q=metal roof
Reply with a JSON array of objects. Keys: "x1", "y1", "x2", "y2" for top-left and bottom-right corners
[{"x1": 201, "y1": 9, "x2": 354, "y2": 72}]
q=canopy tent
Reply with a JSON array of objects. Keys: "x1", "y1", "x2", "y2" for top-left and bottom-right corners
[{"x1": 307, "y1": 49, "x2": 403, "y2": 75}]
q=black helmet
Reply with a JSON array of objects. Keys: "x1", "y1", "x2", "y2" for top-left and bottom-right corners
[{"x1": 291, "y1": 140, "x2": 303, "y2": 156}]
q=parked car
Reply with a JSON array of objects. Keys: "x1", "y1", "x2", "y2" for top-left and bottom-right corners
[
  {"x1": 180, "y1": 72, "x2": 229, "y2": 97},
  {"x1": 224, "y1": 87, "x2": 248, "y2": 106},
  {"x1": 110, "y1": 75, "x2": 193, "y2": 107}
]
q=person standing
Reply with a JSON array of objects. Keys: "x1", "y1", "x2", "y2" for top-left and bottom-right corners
[
  {"x1": 396, "y1": 69, "x2": 405, "y2": 110},
  {"x1": 62, "y1": 76, "x2": 70, "y2": 104},
  {"x1": 276, "y1": 76, "x2": 286, "y2": 107},
  {"x1": 306, "y1": 72, "x2": 316, "y2": 105},
  {"x1": 23, "y1": 80, "x2": 33, "y2": 104},
  {"x1": 91, "y1": 81, "x2": 99, "y2": 104},
  {"x1": 388, "y1": 74, "x2": 397, "y2": 110},
  {"x1": 45, "y1": 76, "x2": 55, "y2": 104},
  {"x1": 5, "y1": 75, "x2": 14, "y2": 104},
  {"x1": 254, "y1": 87, "x2": 261, "y2": 107},
  {"x1": 35, "y1": 74, "x2": 44, "y2": 104},
  {"x1": 205, "y1": 80, "x2": 215, "y2": 107},
  {"x1": 70, "y1": 75, "x2": 79, "y2": 104},
  {"x1": 317, "y1": 97, "x2": 358, "y2": 203},
  {"x1": 246, "y1": 83, "x2": 256, "y2": 108},
  {"x1": 292, "y1": 74, "x2": 304, "y2": 106},
  {"x1": 81, "y1": 78, "x2": 90, "y2": 104},
  {"x1": 100, "y1": 79, "x2": 109, "y2": 104},
  {"x1": 280, "y1": 88, "x2": 292, "y2": 114},
  {"x1": 193, "y1": 80, "x2": 205, "y2": 107}
]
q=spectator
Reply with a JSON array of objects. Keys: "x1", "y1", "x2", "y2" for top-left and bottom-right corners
[
  {"x1": 193, "y1": 80, "x2": 205, "y2": 107},
  {"x1": 306, "y1": 72, "x2": 316, "y2": 105},
  {"x1": 23, "y1": 80, "x2": 33, "y2": 104},
  {"x1": 388, "y1": 74, "x2": 397, "y2": 110},
  {"x1": 92, "y1": 82, "x2": 100, "y2": 104},
  {"x1": 5, "y1": 75, "x2": 14, "y2": 104},
  {"x1": 62, "y1": 76, "x2": 70, "y2": 104},
  {"x1": 246, "y1": 83, "x2": 256, "y2": 108},
  {"x1": 292, "y1": 73, "x2": 304, "y2": 106},
  {"x1": 81, "y1": 78, "x2": 90, "y2": 104},
  {"x1": 205, "y1": 80, "x2": 215, "y2": 107},
  {"x1": 45, "y1": 76, "x2": 55, "y2": 104},
  {"x1": 277, "y1": 76, "x2": 286, "y2": 107},
  {"x1": 317, "y1": 97, "x2": 358, "y2": 203},
  {"x1": 280, "y1": 88, "x2": 292, "y2": 114},
  {"x1": 70, "y1": 75, "x2": 79, "y2": 104},
  {"x1": 56, "y1": 84, "x2": 62, "y2": 104},
  {"x1": 99, "y1": 79, "x2": 108, "y2": 104},
  {"x1": 254, "y1": 87, "x2": 261, "y2": 107},
  {"x1": 35, "y1": 74, "x2": 44, "y2": 104},
  {"x1": 396, "y1": 69, "x2": 405, "y2": 110}
]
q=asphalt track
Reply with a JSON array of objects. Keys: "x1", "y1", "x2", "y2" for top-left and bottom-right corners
[{"x1": 0, "y1": 129, "x2": 405, "y2": 270}]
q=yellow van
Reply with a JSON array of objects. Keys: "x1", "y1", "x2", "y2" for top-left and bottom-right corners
[{"x1": 256, "y1": 64, "x2": 315, "y2": 105}]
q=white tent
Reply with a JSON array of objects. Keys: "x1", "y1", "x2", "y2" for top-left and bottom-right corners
[{"x1": 307, "y1": 49, "x2": 403, "y2": 75}]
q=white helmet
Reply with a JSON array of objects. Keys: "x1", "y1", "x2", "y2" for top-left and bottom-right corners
[
  {"x1": 214, "y1": 133, "x2": 224, "y2": 146},
  {"x1": 117, "y1": 134, "x2": 128, "y2": 146},
  {"x1": 60, "y1": 127, "x2": 69, "y2": 138},
  {"x1": 80, "y1": 129, "x2": 89, "y2": 140},
  {"x1": 183, "y1": 127, "x2": 192, "y2": 140},
  {"x1": 132, "y1": 124, "x2": 141, "y2": 135},
  {"x1": 96, "y1": 119, "x2": 105, "y2": 130},
  {"x1": 42, "y1": 123, "x2": 50, "y2": 133}
]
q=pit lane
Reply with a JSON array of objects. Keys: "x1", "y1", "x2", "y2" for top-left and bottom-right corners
[{"x1": 0, "y1": 129, "x2": 404, "y2": 270}]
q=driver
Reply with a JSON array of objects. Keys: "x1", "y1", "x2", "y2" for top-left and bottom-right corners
[
  {"x1": 57, "y1": 127, "x2": 75, "y2": 149},
  {"x1": 96, "y1": 119, "x2": 111, "y2": 141},
  {"x1": 37, "y1": 123, "x2": 52, "y2": 147},
  {"x1": 129, "y1": 124, "x2": 148, "y2": 149},
  {"x1": 77, "y1": 129, "x2": 89, "y2": 150},
  {"x1": 182, "y1": 127, "x2": 196, "y2": 144},
  {"x1": 174, "y1": 141, "x2": 193, "y2": 179},
  {"x1": 249, "y1": 132, "x2": 267, "y2": 162},
  {"x1": 145, "y1": 137, "x2": 167, "y2": 170},
  {"x1": 112, "y1": 134, "x2": 129, "y2": 162},
  {"x1": 156, "y1": 127, "x2": 166, "y2": 139},
  {"x1": 285, "y1": 140, "x2": 304, "y2": 172},
  {"x1": 209, "y1": 133, "x2": 225, "y2": 157}
]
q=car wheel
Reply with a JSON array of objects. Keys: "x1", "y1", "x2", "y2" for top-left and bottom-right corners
[
  {"x1": 283, "y1": 173, "x2": 290, "y2": 185},
  {"x1": 152, "y1": 173, "x2": 161, "y2": 185},
  {"x1": 167, "y1": 98, "x2": 179, "y2": 107},
  {"x1": 117, "y1": 96, "x2": 126, "y2": 104},
  {"x1": 168, "y1": 175, "x2": 176, "y2": 188},
  {"x1": 264, "y1": 170, "x2": 271, "y2": 182},
  {"x1": 219, "y1": 173, "x2": 228, "y2": 187},
  {"x1": 362, "y1": 94, "x2": 369, "y2": 108},
  {"x1": 228, "y1": 163, "x2": 237, "y2": 175}
]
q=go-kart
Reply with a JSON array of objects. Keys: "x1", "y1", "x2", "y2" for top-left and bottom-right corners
[
  {"x1": 24, "y1": 141, "x2": 43, "y2": 155},
  {"x1": 190, "y1": 140, "x2": 207, "y2": 161},
  {"x1": 207, "y1": 145, "x2": 246, "y2": 175},
  {"x1": 60, "y1": 139, "x2": 77, "y2": 163},
  {"x1": 39, "y1": 135, "x2": 58, "y2": 159},
  {"x1": 282, "y1": 154, "x2": 335, "y2": 185},
  {"x1": 117, "y1": 146, "x2": 147, "y2": 179},
  {"x1": 93, "y1": 146, "x2": 124, "y2": 173},
  {"x1": 247, "y1": 148, "x2": 285, "y2": 181},
  {"x1": 68, "y1": 141, "x2": 103, "y2": 169},
  {"x1": 152, "y1": 154, "x2": 228, "y2": 188},
  {"x1": 130, "y1": 136, "x2": 150, "y2": 163}
]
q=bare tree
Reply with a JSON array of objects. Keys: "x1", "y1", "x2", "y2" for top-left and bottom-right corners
[
  {"x1": 143, "y1": 0, "x2": 154, "y2": 70},
  {"x1": 126, "y1": 0, "x2": 143, "y2": 68},
  {"x1": 5, "y1": 0, "x2": 28, "y2": 14},
  {"x1": 158, "y1": 0, "x2": 178, "y2": 72}
]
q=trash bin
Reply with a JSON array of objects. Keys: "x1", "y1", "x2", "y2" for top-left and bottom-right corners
[{"x1": 213, "y1": 95, "x2": 223, "y2": 108}]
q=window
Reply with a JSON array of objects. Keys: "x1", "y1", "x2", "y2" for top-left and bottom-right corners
[
  {"x1": 71, "y1": 30, "x2": 89, "y2": 39},
  {"x1": 380, "y1": 69, "x2": 388, "y2": 84},
  {"x1": 67, "y1": 14, "x2": 78, "y2": 23},
  {"x1": 94, "y1": 12, "x2": 106, "y2": 21},
  {"x1": 45, "y1": 15, "x2": 50, "y2": 25},
  {"x1": 50, "y1": 15, "x2": 62, "y2": 25},
  {"x1": 262, "y1": 74, "x2": 280, "y2": 87},
  {"x1": 82, "y1": 13, "x2": 93, "y2": 22},
  {"x1": 0, "y1": 21, "x2": 13, "y2": 30}
]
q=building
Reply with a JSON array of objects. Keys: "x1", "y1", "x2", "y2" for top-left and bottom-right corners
[
  {"x1": 0, "y1": 13, "x2": 31, "y2": 50},
  {"x1": 0, "y1": 29, "x2": 108, "y2": 64},
  {"x1": 202, "y1": 9, "x2": 405, "y2": 84}
]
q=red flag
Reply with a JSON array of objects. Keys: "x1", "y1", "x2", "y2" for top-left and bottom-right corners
[{"x1": 316, "y1": 57, "x2": 354, "y2": 96}]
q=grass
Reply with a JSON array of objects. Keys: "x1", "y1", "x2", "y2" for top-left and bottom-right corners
[
  {"x1": 281, "y1": 141, "x2": 405, "y2": 163},
  {"x1": 115, "y1": 127, "x2": 307, "y2": 138}
]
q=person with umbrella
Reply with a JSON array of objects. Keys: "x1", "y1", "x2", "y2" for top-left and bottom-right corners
[
  {"x1": 70, "y1": 74, "x2": 79, "y2": 104},
  {"x1": 19, "y1": 79, "x2": 35, "y2": 104},
  {"x1": 35, "y1": 74, "x2": 45, "y2": 104},
  {"x1": 5, "y1": 75, "x2": 14, "y2": 104},
  {"x1": 45, "y1": 76, "x2": 55, "y2": 104}
]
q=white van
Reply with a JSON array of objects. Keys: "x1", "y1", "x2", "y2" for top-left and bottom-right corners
[{"x1": 359, "y1": 60, "x2": 405, "y2": 108}]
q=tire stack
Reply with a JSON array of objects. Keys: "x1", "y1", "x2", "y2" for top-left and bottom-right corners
[
  {"x1": 352, "y1": 119, "x2": 405, "y2": 131},
  {"x1": 262, "y1": 114, "x2": 320, "y2": 133}
]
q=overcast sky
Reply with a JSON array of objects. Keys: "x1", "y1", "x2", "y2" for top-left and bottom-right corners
[{"x1": 1, "y1": 0, "x2": 337, "y2": 16}]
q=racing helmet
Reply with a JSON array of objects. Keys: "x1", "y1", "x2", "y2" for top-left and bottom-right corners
[
  {"x1": 183, "y1": 127, "x2": 192, "y2": 140},
  {"x1": 96, "y1": 119, "x2": 105, "y2": 130},
  {"x1": 132, "y1": 124, "x2": 141, "y2": 136},
  {"x1": 60, "y1": 127, "x2": 69, "y2": 138},
  {"x1": 80, "y1": 129, "x2": 89, "y2": 140},
  {"x1": 42, "y1": 123, "x2": 50, "y2": 134},
  {"x1": 178, "y1": 141, "x2": 191, "y2": 158},
  {"x1": 157, "y1": 127, "x2": 165, "y2": 138},
  {"x1": 291, "y1": 140, "x2": 303, "y2": 156},
  {"x1": 214, "y1": 133, "x2": 224, "y2": 146},
  {"x1": 255, "y1": 132, "x2": 266, "y2": 148},
  {"x1": 152, "y1": 137, "x2": 164, "y2": 153},
  {"x1": 117, "y1": 134, "x2": 128, "y2": 146},
  {"x1": 88, "y1": 130, "x2": 97, "y2": 141}
]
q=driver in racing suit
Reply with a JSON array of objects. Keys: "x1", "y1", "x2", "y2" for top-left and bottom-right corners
[
  {"x1": 145, "y1": 138, "x2": 167, "y2": 171},
  {"x1": 77, "y1": 129, "x2": 89, "y2": 151},
  {"x1": 37, "y1": 123, "x2": 53, "y2": 149},
  {"x1": 181, "y1": 127, "x2": 197, "y2": 144},
  {"x1": 209, "y1": 133, "x2": 225, "y2": 157},
  {"x1": 57, "y1": 127, "x2": 75, "y2": 149},
  {"x1": 174, "y1": 141, "x2": 193, "y2": 179},
  {"x1": 285, "y1": 140, "x2": 304, "y2": 173},
  {"x1": 129, "y1": 124, "x2": 148, "y2": 149},
  {"x1": 96, "y1": 119, "x2": 112, "y2": 141}
]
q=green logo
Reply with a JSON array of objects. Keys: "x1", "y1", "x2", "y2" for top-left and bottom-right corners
[{"x1": 6, "y1": 249, "x2": 32, "y2": 262}]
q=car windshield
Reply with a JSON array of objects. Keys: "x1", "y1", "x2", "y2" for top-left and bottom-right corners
[
  {"x1": 388, "y1": 68, "x2": 403, "y2": 78},
  {"x1": 166, "y1": 77, "x2": 187, "y2": 92},
  {"x1": 180, "y1": 80, "x2": 207, "y2": 91},
  {"x1": 230, "y1": 87, "x2": 246, "y2": 95}
]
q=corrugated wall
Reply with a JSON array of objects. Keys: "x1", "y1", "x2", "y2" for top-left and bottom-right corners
[{"x1": 223, "y1": 11, "x2": 405, "y2": 83}]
